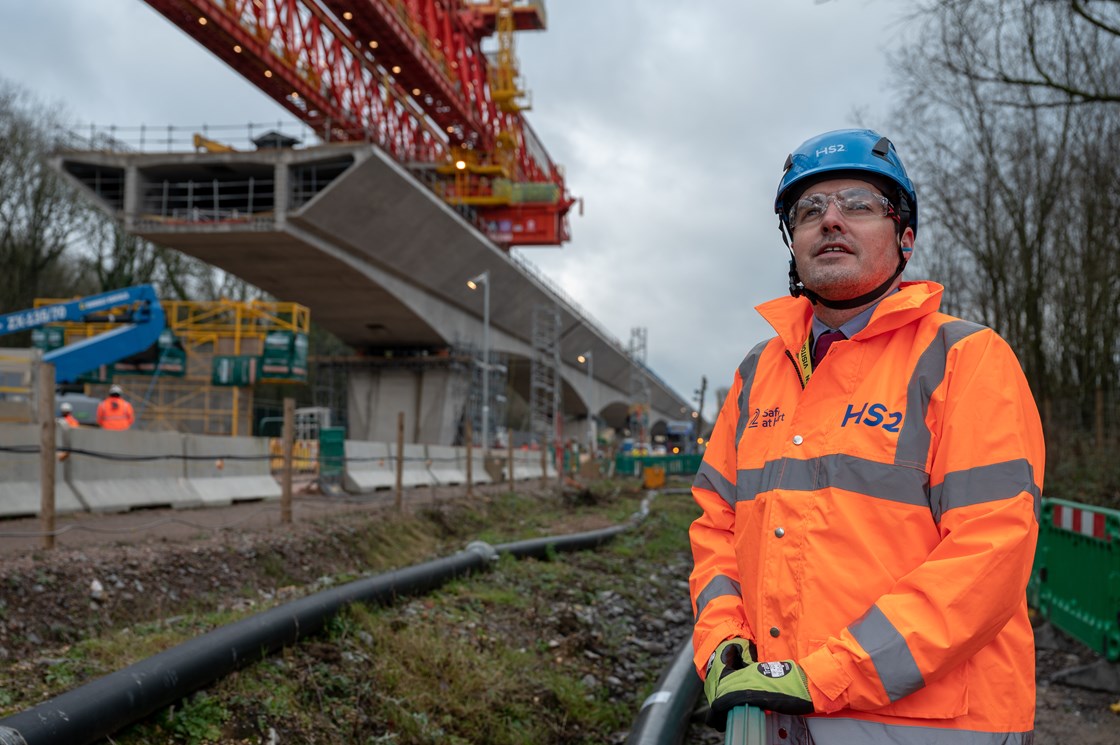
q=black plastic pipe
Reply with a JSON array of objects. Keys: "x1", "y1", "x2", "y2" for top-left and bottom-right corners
[
  {"x1": 0, "y1": 515, "x2": 647, "y2": 745},
  {"x1": 625, "y1": 638, "x2": 703, "y2": 745},
  {"x1": 494, "y1": 523, "x2": 632, "y2": 558}
]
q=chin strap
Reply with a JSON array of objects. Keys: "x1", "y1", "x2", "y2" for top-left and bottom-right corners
[{"x1": 788, "y1": 250, "x2": 908, "y2": 310}]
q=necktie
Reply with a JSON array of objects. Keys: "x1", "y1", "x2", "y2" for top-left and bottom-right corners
[{"x1": 812, "y1": 329, "x2": 845, "y2": 367}]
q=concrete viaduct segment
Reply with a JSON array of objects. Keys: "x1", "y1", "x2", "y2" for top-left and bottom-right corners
[{"x1": 54, "y1": 142, "x2": 690, "y2": 445}]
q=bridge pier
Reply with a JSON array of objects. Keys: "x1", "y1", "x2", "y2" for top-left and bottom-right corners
[{"x1": 345, "y1": 363, "x2": 468, "y2": 446}]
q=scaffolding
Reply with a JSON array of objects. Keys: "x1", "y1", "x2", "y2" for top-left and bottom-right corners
[
  {"x1": 464, "y1": 342, "x2": 510, "y2": 449},
  {"x1": 33, "y1": 297, "x2": 310, "y2": 435},
  {"x1": 529, "y1": 304, "x2": 561, "y2": 448},
  {"x1": 628, "y1": 326, "x2": 651, "y2": 445}
]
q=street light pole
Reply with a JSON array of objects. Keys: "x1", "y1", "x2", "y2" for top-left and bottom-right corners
[
  {"x1": 467, "y1": 271, "x2": 491, "y2": 453},
  {"x1": 578, "y1": 351, "x2": 594, "y2": 456}
]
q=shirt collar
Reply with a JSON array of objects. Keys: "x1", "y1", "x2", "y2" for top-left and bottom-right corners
[{"x1": 811, "y1": 288, "x2": 899, "y2": 340}]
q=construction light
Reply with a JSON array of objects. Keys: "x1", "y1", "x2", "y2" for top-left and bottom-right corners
[
  {"x1": 467, "y1": 270, "x2": 488, "y2": 291},
  {"x1": 697, "y1": 437, "x2": 705, "y2": 445}
]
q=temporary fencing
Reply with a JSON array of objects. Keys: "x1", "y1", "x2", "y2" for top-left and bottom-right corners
[
  {"x1": 1029, "y1": 497, "x2": 1120, "y2": 661},
  {"x1": 2, "y1": 430, "x2": 571, "y2": 520},
  {"x1": 615, "y1": 453, "x2": 703, "y2": 479}
]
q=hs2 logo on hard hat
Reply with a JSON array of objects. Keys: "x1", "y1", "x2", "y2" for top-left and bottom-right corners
[
  {"x1": 815, "y1": 144, "x2": 847, "y2": 158},
  {"x1": 758, "y1": 661, "x2": 793, "y2": 678}
]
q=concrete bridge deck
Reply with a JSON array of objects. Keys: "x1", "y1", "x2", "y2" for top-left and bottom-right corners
[{"x1": 55, "y1": 142, "x2": 693, "y2": 444}]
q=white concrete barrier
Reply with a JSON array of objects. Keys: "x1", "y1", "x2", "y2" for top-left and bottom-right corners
[
  {"x1": 468, "y1": 448, "x2": 492, "y2": 485},
  {"x1": 426, "y1": 445, "x2": 465, "y2": 486},
  {"x1": 185, "y1": 434, "x2": 280, "y2": 506},
  {"x1": 0, "y1": 424, "x2": 85, "y2": 518},
  {"x1": 343, "y1": 440, "x2": 395, "y2": 493},
  {"x1": 400, "y1": 443, "x2": 431, "y2": 488},
  {"x1": 513, "y1": 448, "x2": 545, "y2": 480},
  {"x1": 65, "y1": 428, "x2": 200, "y2": 512}
]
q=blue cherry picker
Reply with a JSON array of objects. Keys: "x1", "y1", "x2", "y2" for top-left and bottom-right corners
[{"x1": 0, "y1": 284, "x2": 166, "y2": 383}]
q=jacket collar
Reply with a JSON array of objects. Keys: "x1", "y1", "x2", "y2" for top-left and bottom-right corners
[{"x1": 756, "y1": 281, "x2": 945, "y2": 352}]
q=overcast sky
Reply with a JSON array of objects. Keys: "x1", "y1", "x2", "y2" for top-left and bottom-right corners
[{"x1": 0, "y1": 0, "x2": 911, "y2": 416}]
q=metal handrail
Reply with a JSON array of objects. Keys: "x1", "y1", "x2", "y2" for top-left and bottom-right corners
[{"x1": 724, "y1": 705, "x2": 767, "y2": 744}]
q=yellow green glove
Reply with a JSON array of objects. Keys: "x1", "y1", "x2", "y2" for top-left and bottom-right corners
[
  {"x1": 705, "y1": 657, "x2": 814, "y2": 730},
  {"x1": 703, "y1": 638, "x2": 757, "y2": 712}
]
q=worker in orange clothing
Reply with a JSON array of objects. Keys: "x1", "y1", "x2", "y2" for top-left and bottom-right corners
[
  {"x1": 58, "y1": 401, "x2": 80, "y2": 429},
  {"x1": 690, "y1": 129, "x2": 1044, "y2": 743},
  {"x1": 96, "y1": 384, "x2": 135, "y2": 430}
]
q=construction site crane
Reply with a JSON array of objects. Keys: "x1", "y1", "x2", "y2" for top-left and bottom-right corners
[{"x1": 140, "y1": 0, "x2": 575, "y2": 247}]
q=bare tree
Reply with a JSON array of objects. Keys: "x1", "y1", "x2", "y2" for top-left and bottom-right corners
[
  {"x1": 0, "y1": 81, "x2": 90, "y2": 316},
  {"x1": 914, "y1": 0, "x2": 1120, "y2": 107},
  {"x1": 891, "y1": 1, "x2": 1120, "y2": 503}
]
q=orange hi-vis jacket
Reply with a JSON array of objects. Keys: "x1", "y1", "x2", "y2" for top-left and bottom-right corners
[
  {"x1": 97, "y1": 396, "x2": 135, "y2": 430},
  {"x1": 690, "y1": 281, "x2": 1044, "y2": 740}
]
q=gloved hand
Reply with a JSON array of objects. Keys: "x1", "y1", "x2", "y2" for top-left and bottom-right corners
[
  {"x1": 705, "y1": 657, "x2": 814, "y2": 731},
  {"x1": 703, "y1": 637, "x2": 758, "y2": 709}
]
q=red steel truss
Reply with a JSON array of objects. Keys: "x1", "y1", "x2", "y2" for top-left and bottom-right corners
[{"x1": 141, "y1": 0, "x2": 573, "y2": 245}]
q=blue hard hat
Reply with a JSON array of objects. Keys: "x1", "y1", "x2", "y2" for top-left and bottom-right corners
[{"x1": 774, "y1": 129, "x2": 917, "y2": 235}]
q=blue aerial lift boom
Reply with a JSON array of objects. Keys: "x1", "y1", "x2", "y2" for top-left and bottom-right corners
[{"x1": 0, "y1": 285, "x2": 166, "y2": 383}]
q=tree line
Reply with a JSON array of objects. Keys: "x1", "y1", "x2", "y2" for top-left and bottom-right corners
[
  {"x1": 0, "y1": 77, "x2": 259, "y2": 326},
  {"x1": 890, "y1": 0, "x2": 1119, "y2": 505}
]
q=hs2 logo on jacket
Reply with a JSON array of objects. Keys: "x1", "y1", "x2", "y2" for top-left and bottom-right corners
[{"x1": 842, "y1": 402, "x2": 903, "y2": 433}]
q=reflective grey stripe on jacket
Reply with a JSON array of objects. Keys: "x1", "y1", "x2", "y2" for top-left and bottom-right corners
[
  {"x1": 727, "y1": 320, "x2": 1038, "y2": 519},
  {"x1": 693, "y1": 574, "x2": 741, "y2": 623},
  {"x1": 735, "y1": 339, "x2": 772, "y2": 446},
  {"x1": 849, "y1": 604, "x2": 925, "y2": 701},
  {"x1": 805, "y1": 717, "x2": 1033, "y2": 745}
]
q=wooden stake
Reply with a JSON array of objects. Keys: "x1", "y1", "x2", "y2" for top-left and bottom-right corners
[
  {"x1": 281, "y1": 397, "x2": 294, "y2": 524},
  {"x1": 39, "y1": 361, "x2": 56, "y2": 551},
  {"x1": 395, "y1": 411, "x2": 405, "y2": 511},
  {"x1": 465, "y1": 419, "x2": 473, "y2": 498}
]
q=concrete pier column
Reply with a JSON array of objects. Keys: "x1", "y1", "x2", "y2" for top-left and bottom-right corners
[{"x1": 346, "y1": 365, "x2": 469, "y2": 445}]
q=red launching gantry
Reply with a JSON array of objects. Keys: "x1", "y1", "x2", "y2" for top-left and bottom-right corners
[{"x1": 142, "y1": 0, "x2": 575, "y2": 247}]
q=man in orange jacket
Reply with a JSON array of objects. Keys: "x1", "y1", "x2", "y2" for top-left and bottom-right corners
[
  {"x1": 58, "y1": 401, "x2": 80, "y2": 429},
  {"x1": 96, "y1": 384, "x2": 135, "y2": 430},
  {"x1": 690, "y1": 129, "x2": 1044, "y2": 743}
]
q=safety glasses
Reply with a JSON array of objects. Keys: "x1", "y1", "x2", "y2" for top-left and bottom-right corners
[{"x1": 788, "y1": 187, "x2": 898, "y2": 230}]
